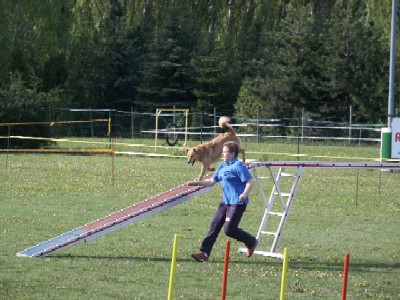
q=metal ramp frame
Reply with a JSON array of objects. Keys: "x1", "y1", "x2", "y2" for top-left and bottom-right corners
[{"x1": 239, "y1": 161, "x2": 400, "y2": 259}]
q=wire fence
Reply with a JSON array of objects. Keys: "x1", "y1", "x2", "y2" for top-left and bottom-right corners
[{"x1": 0, "y1": 107, "x2": 384, "y2": 148}]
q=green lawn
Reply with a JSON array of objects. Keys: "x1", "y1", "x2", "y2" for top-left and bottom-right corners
[{"x1": 1, "y1": 140, "x2": 399, "y2": 299}]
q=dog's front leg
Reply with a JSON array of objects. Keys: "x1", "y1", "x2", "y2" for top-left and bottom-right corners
[{"x1": 199, "y1": 164, "x2": 208, "y2": 180}]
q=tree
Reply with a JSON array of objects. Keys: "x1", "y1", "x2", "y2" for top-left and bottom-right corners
[
  {"x1": 235, "y1": 0, "x2": 390, "y2": 123},
  {"x1": 0, "y1": 71, "x2": 62, "y2": 147},
  {"x1": 236, "y1": 4, "x2": 314, "y2": 119},
  {"x1": 0, "y1": 0, "x2": 69, "y2": 146},
  {"x1": 325, "y1": 0, "x2": 389, "y2": 122},
  {"x1": 135, "y1": 1, "x2": 197, "y2": 111},
  {"x1": 0, "y1": 0, "x2": 397, "y2": 124}
]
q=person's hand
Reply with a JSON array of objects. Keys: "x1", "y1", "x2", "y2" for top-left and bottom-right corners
[
  {"x1": 239, "y1": 193, "x2": 247, "y2": 202},
  {"x1": 187, "y1": 181, "x2": 198, "y2": 186}
]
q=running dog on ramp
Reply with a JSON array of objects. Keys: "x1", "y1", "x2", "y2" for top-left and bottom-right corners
[{"x1": 186, "y1": 117, "x2": 245, "y2": 180}]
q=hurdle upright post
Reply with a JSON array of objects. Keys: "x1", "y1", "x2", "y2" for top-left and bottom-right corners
[
  {"x1": 111, "y1": 138, "x2": 116, "y2": 186},
  {"x1": 280, "y1": 247, "x2": 289, "y2": 300},
  {"x1": 168, "y1": 234, "x2": 179, "y2": 300},
  {"x1": 184, "y1": 109, "x2": 188, "y2": 147},
  {"x1": 221, "y1": 240, "x2": 230, "y2": 300},
  {"x1": 355, "y1": 170, "x2": 359, "y2": 206},
  {"x1": 342, "y1": 253, "x2": 350, "y2": 300},
  {"x1": 5, "y1": 126, "x2": 10, "y2": 169}
]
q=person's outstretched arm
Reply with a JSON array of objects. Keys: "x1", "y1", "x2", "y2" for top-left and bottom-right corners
[{"x1": 187, "y1": 178, "x2": 217, "y2": 187}]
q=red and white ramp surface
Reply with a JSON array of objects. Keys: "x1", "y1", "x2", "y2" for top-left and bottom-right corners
[{"x1": 17, "y1": 178, "x2": 213, "y2": 258}]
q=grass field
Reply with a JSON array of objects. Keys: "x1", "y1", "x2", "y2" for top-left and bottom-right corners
[{"x1": 1, "y1": 139, "x2": 399, "y2": 299}]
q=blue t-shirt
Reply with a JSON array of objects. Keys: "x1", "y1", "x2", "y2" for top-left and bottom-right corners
[{"x1": 213, "y1": 157, "x2": 253, "y2": 205}]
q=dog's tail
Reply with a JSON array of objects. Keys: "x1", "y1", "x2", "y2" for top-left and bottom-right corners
[{"x1": 219, "y1": 116, "x2": 232, "y2": 131}]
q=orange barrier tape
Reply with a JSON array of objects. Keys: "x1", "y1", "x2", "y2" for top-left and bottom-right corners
[{"x1": 0, "y1": 149, "x2": 112, "y2": 153}]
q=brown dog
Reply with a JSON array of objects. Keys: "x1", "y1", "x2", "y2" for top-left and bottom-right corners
[{"x1": 186, "y1": 116, "x2": 245, "y2": 180}]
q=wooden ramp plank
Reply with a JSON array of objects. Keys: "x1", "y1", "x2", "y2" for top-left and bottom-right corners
[{"x1": 17, "y1": 178, "x2": 214, "y2": 258}]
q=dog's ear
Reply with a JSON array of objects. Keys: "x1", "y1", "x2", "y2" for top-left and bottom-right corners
[{"x1": 185, "y1": 147, "x2": 195, "y2": 153}]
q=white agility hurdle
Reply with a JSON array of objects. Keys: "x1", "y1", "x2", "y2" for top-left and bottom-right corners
[{"x1": 238, "y1": 161, "x2": 400, "y2": 259}]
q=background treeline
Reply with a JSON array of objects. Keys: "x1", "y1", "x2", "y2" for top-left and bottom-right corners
[{"x1": 0, "y1": 0, "x2": 398, "y2": 126}]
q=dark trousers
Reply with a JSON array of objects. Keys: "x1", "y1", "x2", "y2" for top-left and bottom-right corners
[{"x1": 200, "y1": 203, "x2": 256, "y2": 256}]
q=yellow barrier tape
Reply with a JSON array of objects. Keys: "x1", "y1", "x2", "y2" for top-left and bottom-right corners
[
  {"x1": 116, "y1": 151, "x2": 185, "y2": 158},
  {"x1": 0, "y1": 134, "x2": 386, "y2": 162},
  {"x1": 1, "y1": 120, "x2": 110, "y2": 145},
  {"x1": 0, "y1": 135, "x2": 145, "y2": 147},
  {"x1": 0, "y1": 146, "x2": 390, "y2": 162},
  {"x1": 0, "y1": 119, "x2": 109, "y2": 127}
]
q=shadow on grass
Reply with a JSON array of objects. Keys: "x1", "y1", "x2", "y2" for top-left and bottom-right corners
[
  {"x1": 52, "y1": 254, "x2": 193, "y2": 263},
  {"x1": 51, "y1": 254, "x2": 399, "y2": 273},
  {"x1": 285, "y1": 259, "x2": 400, "y2": 273}
]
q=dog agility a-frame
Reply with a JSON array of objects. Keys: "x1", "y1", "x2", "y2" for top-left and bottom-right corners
[{"x1": 17, "y1": 161, "x2": 400, "y2": 259}]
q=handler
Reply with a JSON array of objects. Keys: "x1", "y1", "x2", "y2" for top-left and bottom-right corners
[{"x1": 187, "y1": 141, "x2": 258, "y2": 262}]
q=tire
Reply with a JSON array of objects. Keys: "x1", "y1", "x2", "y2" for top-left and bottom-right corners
[{"x1": 165, "y1": 122, "x2": 179, "y2": 146}]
